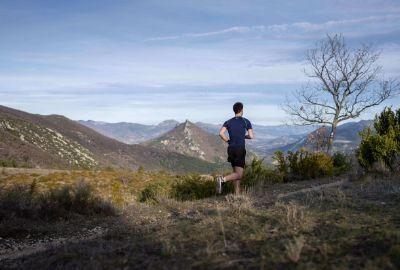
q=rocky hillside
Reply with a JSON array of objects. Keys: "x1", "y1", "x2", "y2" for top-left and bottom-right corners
[
  {"x1": 142, "y1": 120, "x2": 227, "y2": 163},
  {"x1": 79, "y1": 120, "x2": 179, "y2": 144},
  {"x1": 0, "y1": 105, "x2": 219, "y2": 173},
  {"x1": 0, "y1": 114, "x2": 97, "y2": 169}
]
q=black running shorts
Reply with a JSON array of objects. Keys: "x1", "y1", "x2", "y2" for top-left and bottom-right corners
[{"x1": 227, "y1": 146, "x2": 246, "y2": 168}]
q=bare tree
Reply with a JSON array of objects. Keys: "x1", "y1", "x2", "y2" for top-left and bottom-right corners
[{"x1": 284, "y1": 34, "x2": 399, "y2": 153}]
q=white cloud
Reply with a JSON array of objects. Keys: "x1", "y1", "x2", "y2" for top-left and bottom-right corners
[
  {"x1": 143, "y1": 25, "x2": 262, "y2": 42},
  {"x1": 291, "y1": 14, "x2": 400, "y2": 31},
  {"x1": 144, "y1": 14, "x2": 400, "y2": 42}
]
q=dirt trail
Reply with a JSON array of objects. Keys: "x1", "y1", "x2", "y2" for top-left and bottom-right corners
[
  {"x1": 0, "y1": 227, "x2": 107, "y2": 261},
  {"x1": 277, "y1": 179, "x2": 346, "y2": 199}
]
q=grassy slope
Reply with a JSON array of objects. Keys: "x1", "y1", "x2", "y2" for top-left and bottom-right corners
[{"x1": 1, "y1": 171, "x2": 400, "y2": 269}]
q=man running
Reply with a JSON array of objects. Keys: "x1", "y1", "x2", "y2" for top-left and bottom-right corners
[{"x1": 216, "y1": 102, "x2": 254, "y2": 195}]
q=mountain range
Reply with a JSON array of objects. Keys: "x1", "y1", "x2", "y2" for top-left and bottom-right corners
[
  {"x1": 0, "y1": 104, "x2": 372, "y2": 173},
  {"x1": 79, "y1": 118, "x2": 371, "y2": 157},
  {"x1": 0, "y1": 105, "x2": 219, "y2": 173},
  {"x1": 79, "y1": 119, "x2": 179, "y2": 144},
  {"x1": 80, "y1": 119, "x2": 316, "y2": 156}
]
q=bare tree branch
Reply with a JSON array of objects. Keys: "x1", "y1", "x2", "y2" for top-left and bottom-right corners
[{"x1": 283, "y1": 34, "x2": 399, "y2": 153}]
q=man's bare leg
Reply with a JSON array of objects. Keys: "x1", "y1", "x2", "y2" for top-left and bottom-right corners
[
  {"x1": 223, "y1": 166, "x2": 243, "y2": 195},
  {"x1": 233, "y1": 179, "x2": 240, "y2": 195}
]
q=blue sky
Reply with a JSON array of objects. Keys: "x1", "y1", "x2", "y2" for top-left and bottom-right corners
[{"x1": 1, "y1": 0, "x2": 399, "y2": 125}]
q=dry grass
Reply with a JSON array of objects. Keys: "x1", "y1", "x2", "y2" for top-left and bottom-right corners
[
  {"x1": 0, "y1": 169, "x2": 184, "y2": 208},
  {"x1": 274, "y1": 201, "x2": 315, "y2": 233},
  {"x1": 284, "y1": 235, "x2": 305, "y2": 263},
  {"x1": 224, "y1": 193, "x2": 254, "y2": 215},
  {"x1": 1, "y1": 172, "x2": 400, "y2": 269}
]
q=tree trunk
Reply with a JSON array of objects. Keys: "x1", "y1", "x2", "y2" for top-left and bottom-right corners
[{"x1": 327, "y1": 123, "x2": 337, "y2": 155}]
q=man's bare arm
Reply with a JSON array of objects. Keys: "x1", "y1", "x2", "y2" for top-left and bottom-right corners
[
  {"x1": 245, "y1": 128, "x2": 254, "y2": 139},
  {"x1": 219, "y1": 127, "x2": 229, "y2": 142}
]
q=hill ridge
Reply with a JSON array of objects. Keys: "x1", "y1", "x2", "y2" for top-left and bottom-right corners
[{"x1": 142, "y1": 120, "x2": 227, "y2": 163}]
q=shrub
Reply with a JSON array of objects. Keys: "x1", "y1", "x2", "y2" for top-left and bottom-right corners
[
  {"x1": 0, "y1": 185, "x2": 36, "y2": 219},
  {"x1": 332, "y1": 152, "x2": 351, "y2": 175},
  {"x1": 274, "y1": 149, "x2": 334, "y2": 181},
  {"x1": 274, "y1": 151, "x2": 288, "y2": 175},
  {"x1": 0, "y1": 158, "x2": 18, "y2": 168},
  {"x1": 139, "y1": 175, "x2": 215, "y2": 202},
  {"x1": 241, "y1": 158, "x2": 284, "y2": 187},
  {"x1": 171, "y1": 175, "x2": 215, "y2": 201},
  {"x1": 139, "y1": 180, "x2": 171, "y2": 202},
  {"x1": 357, "y1": 107, "x2": 400, "y2": 171}
]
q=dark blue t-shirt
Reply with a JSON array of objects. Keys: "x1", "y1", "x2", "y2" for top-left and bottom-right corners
[{"x1": 223, "y1": 117, "x2": 252, "y2": 148}]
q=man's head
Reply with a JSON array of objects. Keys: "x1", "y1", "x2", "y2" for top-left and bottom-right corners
[{"x1": 233, "y1": 102, "x2": 243, "y2": 115}]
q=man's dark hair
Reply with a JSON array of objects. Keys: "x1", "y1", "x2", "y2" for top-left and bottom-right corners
[{"x1": 233, "y1": 102, "x2": 243, "y2": 114}]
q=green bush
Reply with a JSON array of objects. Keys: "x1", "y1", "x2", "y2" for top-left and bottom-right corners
[
  {"x1": 274, "y1": 151, "x2": 288, "y2": 175},
  {"x1": 357, "y1": 107, "x2": 400, "y2": 171},
  {"x1": 0, "y1": 158, "x2": 18, "y2": 168},
  {"x1": 274, "y1": 149, "x2": 334, "y2": 181},
  {"x1": 139, "y1": 180, "x2": 171, "y2": 202},
  {"x1": 171, "y1": 175, "x2": 216, "y2": 201},
  {"x1": 332, "y1": 152, "x2": 351, "y2": 175},
  {"x1": 139, "y1": 175, "x2": 216, "y2": 202},
  {"x1": 241, "y1": 158, "x2": 284, "y2": 187}
]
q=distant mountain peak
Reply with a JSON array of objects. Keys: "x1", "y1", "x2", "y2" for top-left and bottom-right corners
[
  {"x1": 182, "y1": 119, "x2": 194, "y2": 128},
  {"x1": 80, "y1": 120, "x2": 107, "y2": 126},
  {"x1": 143, "y1": 121, "x2": 226, "y2": 163}
]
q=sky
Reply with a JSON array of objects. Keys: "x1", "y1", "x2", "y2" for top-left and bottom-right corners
[{"x1": 0, "y1": 0, "x2": 399, "y2": 125}]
